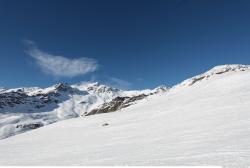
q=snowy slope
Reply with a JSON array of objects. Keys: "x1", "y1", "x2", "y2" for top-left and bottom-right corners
[
  {"x1": 0, "y1": 82, "x2": 166, "y2": 139},
  {"x1": 0, "y1": 64, "x2": 250, "y2": 167}
]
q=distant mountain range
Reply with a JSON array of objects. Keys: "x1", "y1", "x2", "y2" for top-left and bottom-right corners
[
  {"x1": 0, "y1": 81, "x2": 168, "y2": 139},
  {"x1": 0, "y1": 64, "x2": 250, "y2": 167}
]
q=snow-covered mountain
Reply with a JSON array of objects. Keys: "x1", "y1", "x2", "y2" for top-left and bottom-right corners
[
  {"x1": 0, "y1": 64, "x2": 250, "y2": 167},
  {"x1": 0, "y1": 82, "x2": 168, "y2": 139}
]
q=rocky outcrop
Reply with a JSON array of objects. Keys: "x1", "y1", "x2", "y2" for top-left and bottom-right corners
[
  {"x1": 0, "y1": 91, "x2": 28, "y2": 108},
  {"x1": 179, "y1": 64, "x2": 250, "y2": 87},
  {"x1": 16, "y1": 123, "x2": 43, "y2": 130},
  {"x1": 85, "y1": 86, "x2": 169, "y2": 116},
  {"x1": 86, "y1": 94, "x2": 148, "y2": 116},
  {"x1": 86, "y1": 82, "x2": 120, "y2": 93},
  {"x1": 0, "y1": 83, "x2": 73, "y2": 111}
]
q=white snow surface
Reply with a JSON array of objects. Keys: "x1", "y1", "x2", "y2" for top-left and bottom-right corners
[
  {"x1": 0, "y1": 82, "x2": 164, "y2": 139},
  {"x1": 0, "y1": 64, "x2": 250, "y2": 167}
]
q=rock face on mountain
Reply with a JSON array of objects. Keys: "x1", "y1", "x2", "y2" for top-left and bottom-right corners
[
  {"x1": 0, "y1": 82, "x2": 168, "y2": 139},
  {"x1": 86, "y1": 86, "x2": 169, "y2": 116},
  {"x1": 179, "y1": 64, "x2": 250, "y2": 87},
  {"x1": 0, "y1": 83, "x2": 76, "y2": 112},
  {"x1": 86, "y1": 94, "x2": 148, "y2": 116}
]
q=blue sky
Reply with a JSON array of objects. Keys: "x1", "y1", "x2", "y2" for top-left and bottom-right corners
[{"x1": 0, "y1": 0, "x2": 250, "y2": 89}]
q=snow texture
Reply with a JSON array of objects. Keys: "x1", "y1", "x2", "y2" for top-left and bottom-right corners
[
  {"x1": 0, "y1": 64, "x2": 250, "y2": 167},
  {"x1": 0, "y1": 82, "x2": 166, "y2": 139}
]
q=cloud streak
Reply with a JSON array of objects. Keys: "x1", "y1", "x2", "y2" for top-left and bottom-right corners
[{"x1": 24, "y1": 40, "x2": 98, "y2": 77}]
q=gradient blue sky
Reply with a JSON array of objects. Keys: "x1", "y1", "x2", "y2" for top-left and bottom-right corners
[{"x1": 0, "y1": 0, "x2": 250, "y2": 89}]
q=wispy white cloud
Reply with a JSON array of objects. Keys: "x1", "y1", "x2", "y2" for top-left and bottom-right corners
[{"x1": 24, "y1": 40, "x2": 98, "y2": 77}]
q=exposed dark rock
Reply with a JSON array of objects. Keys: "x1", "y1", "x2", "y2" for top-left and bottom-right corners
[
  {"x1": 54, "y1": 83, "x2": 71, "y2": 92},
  {"x1": 0, "y1": 91, "x2": 59, "y2": 111},
  {"x1": 86, "y1": 94, "x2": 148, "y2": 116},
  {"x1": 16, "y1": 123, "x2": 43, "y2": 129},
  {"x1": 189, "y1": 76, "x2": 206, "y2": 86},
  {"x1": 183, "y1": 65, "x2": 250, "y2": 87},
  {"x1": 0, "y1": 91, "x2": 29, "y2": 109},
  {"x1": 215, "y1": 70, "x2": 230, "y2": 74},
  {"x1": 87, "y1": 82, "x2": 120, "y2": 93},
  {"x1": 0, "y1": 84, "x2": 73, "y2": 111},
  {"x1": 102, "y1": 123, "x2": 109, "y2": 126}
]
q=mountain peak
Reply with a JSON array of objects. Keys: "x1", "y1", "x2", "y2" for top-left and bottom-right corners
[
  {"x1": 152, "y1": 85, "x2": 169, "y2": 93},
  {"x1": 53, "y1": 83, "x2": 72, "y2": 92},
  {"x1": 79, "y1": 82, "x2": 121, "y2": 93}
]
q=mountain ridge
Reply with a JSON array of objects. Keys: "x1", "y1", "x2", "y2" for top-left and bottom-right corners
[
  {"x1": 0, "y1": 64, "x2": 250, "y2": 167},
  {"x1": 0, "y1": 64, "x2": 249, "y2": 140},
  {"x1": 0, "y1": 81, "x2": 168, "y2": 139}
]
